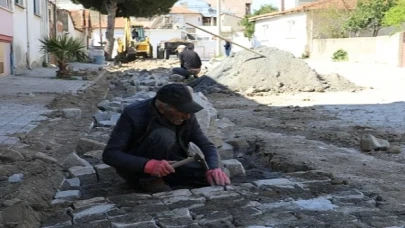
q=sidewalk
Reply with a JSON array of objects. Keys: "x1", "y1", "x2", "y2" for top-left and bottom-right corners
[{"x1": 0, "y1": 63, "x2": 106, "y2": 145}]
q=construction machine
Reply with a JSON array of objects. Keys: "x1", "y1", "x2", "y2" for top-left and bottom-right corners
[{"x1": 116, "y1": 18, "x2": 153, "y2": 63}]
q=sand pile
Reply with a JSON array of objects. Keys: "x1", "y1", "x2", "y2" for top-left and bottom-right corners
[{"x1": 197, "y1": 46, "x2": 360, "y2": 94}]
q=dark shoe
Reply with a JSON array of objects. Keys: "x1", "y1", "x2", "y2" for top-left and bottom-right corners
[{"x1": 139, "y1": 177, "x2": 172, "y2": 193}]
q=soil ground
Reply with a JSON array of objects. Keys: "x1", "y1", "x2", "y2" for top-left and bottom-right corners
[{"x1": 2, "y1": 60, "x2": 405, "y2": 226}]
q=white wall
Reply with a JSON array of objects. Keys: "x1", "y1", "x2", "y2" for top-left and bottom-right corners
[
  {"x1": 231, "y1": 32, "x2": 253, "y2": 52},
  {"x1": 13, "y1": 1, "x2": 48, "y2": 69},
  {"x1": 144, "y1": 29, "x2": 183, "y2": 58},
  {"x1": 311, "y1": 33, "x2": 403, "y2": 66},
  {"x1": 91, "y1": 28, "x2": 124, "y2": 58},
  {"x1": 67, "y1": 15, "x2": 86, "y2": 46},
  {"x1": 254, "y1": 12, "x2": 308, "y2": 57}
]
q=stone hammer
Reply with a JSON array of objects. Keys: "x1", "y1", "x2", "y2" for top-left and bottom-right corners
[{"x1": 171, "y1": 142, "x2": 209, "y2": 170}]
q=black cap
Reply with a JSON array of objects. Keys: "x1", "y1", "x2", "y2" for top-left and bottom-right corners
[{"x1": 156, "y1": 84, "x2": 204, "y2": 114}]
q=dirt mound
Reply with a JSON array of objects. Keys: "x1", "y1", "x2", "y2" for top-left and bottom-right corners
[{"x1": 204, "y1": 46, "x2": 361, "y2": 93}]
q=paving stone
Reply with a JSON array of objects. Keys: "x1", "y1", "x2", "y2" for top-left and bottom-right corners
[
  {"x1": 93, "y1": 111, "x2": 112, "y2": 123},
  {"x1": 163, "y1": 195, "x2": 206, "y2": 210},
  {"x1": 108, "y1": 193, "x2": 152, "y2": 207},
  {"x1": 55, "y1": 190, "x2": 81, "y2": 201},
  {"x1": 8, "y1": 173, "x2": 24, "y2": 183},
  {"x1": 253, "y1": 178, "x2": 296, "y2": 189},
  {"x1": 62, "y1": 152, "x2": 92, "y2": 169},
  {"x1": 72, "y1": 219, "x2": 111, "y2": 227},
  {"x1": 222, "y1": 159, "x2": 246, "y2": 177},
  {"x1": 193, "y1": 209, "x2": 233, "y2": 227},
  {"x1": 73, "y1": 197, "x2": 106, "y2": 209},
  {"x1": 205, "y1": 190, "x2": 241, "y2": 201},
  {"x1": 110, "y1": 212, "x2": 153, "y2": 227},
  {"x1": 83, "y1": 150, "x2": 103, "y2": 161},
  {"x1": 156, "y1": 208, "x2": 195, "y2": 227},
  {"x1": 76, "y1": 138, "x2": 106, "y2": 154},
  {"x1": 41, "y1": 209, "x2": 72, "y2": 228},
  {"x1": 60, "y1": 177, "x2": 81, "y2": 191},
  {"x1": 233, "y1": 211, "x2": 298, "y2": 227},
  {"x1": 293, "y1": 196, "x2": 338, "y2": 211},
  {"x1": 218, "y1": 142, "x2": 234, "y2": 160},
  {"x1": 226, "y1": 183, "x2": 258, "y2": 196},
  {"x1": 122, "y1": 199, "x2": 169, "y2": 215},
  {"x1": 62, "y1": 108, "x2": 82, "y2": 119},
  {"x1": 72, "y1": 203, "x2": 115, "y2": 224},
  {"x1": 94, "y1": 164, "x2": 121, "y2": 183},
  {"x1": 112, "y1": 220, "x2": 159, "y2": 228},
  {"x1": 256, "y1": 201, "x2": 299, "y2": 213},
  {"x1": 68, "y1": 166, "x2": 97, "y2": 186},
  {"x1": 225, "y1": 137, "x2": 249, "y2": 154},
  {"x1": 153, "y1": 189, "x2": 192, "y2": 198},
  {"x1": 34, "y1": 152, "x2": 58, "y2": 164},
  {"x1": 191, "y1": 186, "x2": 224, "y2": 197},
  {"x1": 216, "y1": 117, "x2": 236, "y2": 139},
  {"x1": 106, "y1": 208, "x2": 127, "y2": 219}
]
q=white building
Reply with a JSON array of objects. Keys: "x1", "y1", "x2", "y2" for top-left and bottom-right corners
[{"x1": 13, "y1": 0, "x2": 49, "y2": 70}]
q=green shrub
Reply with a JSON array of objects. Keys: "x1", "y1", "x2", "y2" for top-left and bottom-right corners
[{"x1": 332, "y1": 49, "x2": 348, "y2": 61}]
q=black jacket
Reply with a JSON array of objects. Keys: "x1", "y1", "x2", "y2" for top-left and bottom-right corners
[
  {"x1": 102, "y1": 98, "x2": 219, "y2": 173},
  {"x1": 179, "y1": 50, "x2": 202, "y2": 69}
]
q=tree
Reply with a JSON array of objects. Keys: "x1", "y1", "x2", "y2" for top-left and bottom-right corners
[
  {"x1": 239, "y1": 4, "x2": 278, "y2": 39},
  {"x1": 39, "y1": 35, "x2": 88, "y2": 78},
  {"x1": 73, "y1": 0, "x2": 177, "y2": 60},
  {"x1": 343, "y1": 0, "x2": 396, "y2": 36},
  {"x1": 383, "y1": 0, "x2": 405, "y2": 27}
]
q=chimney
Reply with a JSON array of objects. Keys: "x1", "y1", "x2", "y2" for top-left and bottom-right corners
[{"x1": 281, "y1": 0, "x2": 285, "y2": 12}]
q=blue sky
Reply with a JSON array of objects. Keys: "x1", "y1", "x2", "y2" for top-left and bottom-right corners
[{"x1": 252, "y1": 0, "x2": 296, "y2": 11}]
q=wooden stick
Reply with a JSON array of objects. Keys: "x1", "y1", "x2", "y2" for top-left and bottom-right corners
[{"x1": 186, "y1": 22, "x2": 266, "y2": 58}]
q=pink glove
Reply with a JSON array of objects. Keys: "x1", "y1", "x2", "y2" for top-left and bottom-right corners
[
  {"x1": 144, "y1": 160, "x2": 175, "y2": 177},
  {"x1": 205, "y1": 168, "x2": 231, "y2": 186}
]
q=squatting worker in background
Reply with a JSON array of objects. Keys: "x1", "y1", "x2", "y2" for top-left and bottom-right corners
[
  {"x1": 102, "y1": 83, "x2": 230, "y2": 193},
  {"x1": 172, "y1": 45, "x2": 202, "y2": 79}
]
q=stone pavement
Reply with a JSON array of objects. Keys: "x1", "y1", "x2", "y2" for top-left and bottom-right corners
[{"x1": 0, "y1": 64, "x2": 105, "y2": 145}]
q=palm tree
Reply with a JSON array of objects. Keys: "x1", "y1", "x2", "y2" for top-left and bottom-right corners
[{"x1": 39, "y1": 35, "x2": 88, "y2": 78}]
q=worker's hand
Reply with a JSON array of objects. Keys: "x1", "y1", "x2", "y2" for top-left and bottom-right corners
[
  {"x1": 144, "y1": 159, "x2": 175, "y2": 177},
  {"x1": 205, "y1": 168, "x2": 231, "y2": 186}
]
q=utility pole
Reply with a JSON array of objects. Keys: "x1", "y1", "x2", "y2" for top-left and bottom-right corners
[
  {"x1": 281, "y1": 0, "x2": 285, "y2": 12},
  {"x1": 216, "y1": 0, "x2": 222, "y2": 56}
]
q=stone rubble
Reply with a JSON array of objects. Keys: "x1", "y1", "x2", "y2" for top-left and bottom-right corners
[{"x1": 39, "y1": 68, "x2": 405, "y2": 228}]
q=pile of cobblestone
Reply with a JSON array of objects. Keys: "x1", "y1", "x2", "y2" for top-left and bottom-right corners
[{"x1": 38, "y1": 69, "x2": 405, "y2": 228}]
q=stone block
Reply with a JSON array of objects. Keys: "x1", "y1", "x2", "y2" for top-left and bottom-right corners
[
  {"x1": 60, "y1": 177, "x2": 81, "y2": 190},
  {"x1": 226, "y1": 137, "x2": 249, "y2": 154},
  {"x1": 253, "y1": 178, "x2": 296, "y2": 189},
  {"x1": 153, "y1": 189, "x2": 192, "y2": 198},
  {"x1": 156, "y1": 208, "x2": 195, "y2": 227},
  {"x1": 218, "y1": 142, "x2": 234, "y2": 159},
  {"x1": 191, "y1": 186, "x2": 224, "y2": 197},
  {"x1": 140, "y1": 79, "x2": 156, "y2": 86},
  {"x1": 112, "y1": 220, "x2": 159, "y2": 228},
  {"x1": 162, "y1": 195, "x2": 206, "y2": 210},
  {"x1": 216, "y1": 117, "x2": 236, "y2": 139},
  {"x1": 73, "y1": 197, "x2": 106, "y2": 209},
  {"x1": 168, "y1": 74, "x2": 185, "y2": 82},
  {"x1": 94, "y1": 164, "x2": 121, "y2": 183},
  {"x1": 83, "y1": 150, "x2": 103, "y2": 161},
  {"x1": 110, "y1": 212, "x2": 154, "y2": 228},
  {"x1": 293, "y1": 197, "x2": 338, "y2": 211},
  {"x1": 93, "y1": 111, "x2": 112, "y2": 123},
  {"x1": 222, "y1": 159, "x2": 246, "y2": 177},
  {"x1": 62, "y1": 152, "x2": 91, "y2": 170},
  {"x1": 76, "y1": 138, "x2": 106, "y2": 154},
  {"x1": 54, "y1": 190, "x2": 81, "y2": 201},
  {"x1": 69, "y1": 166, "x2": 97, "y2": 186},
  {"x1": 8, "y1": 173, "x2": 24, "y2": 183},
  {"x1": 34, "y1": 152, "x2": 58, "y2": 164},
  {"x1": 62, "y1": 108, "x2": 82, "y2": 119},
  {"x1": 72, "y1": 204, "x2": 115, "y2": 224},
  {"x1": 361, "y1": 134, "x2": 390, "y2": 151}
]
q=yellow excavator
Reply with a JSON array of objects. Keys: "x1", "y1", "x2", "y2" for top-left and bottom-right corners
[{"x1": 116, "y1": 18, "x2": 153, "y2": 62}]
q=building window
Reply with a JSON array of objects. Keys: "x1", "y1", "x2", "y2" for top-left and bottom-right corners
[
  {"x1": 0, "y1": 0, "x2": 12, "y2": 10},
  {"x1": 15, "y1": 0, "x2": 24, "y2": 7},
  {"x1": 33, "y1": 0, "x2": 40, "y2": 15},
  {"x1": 245, "y1": 3, "x2": 251, "y2": 15}
]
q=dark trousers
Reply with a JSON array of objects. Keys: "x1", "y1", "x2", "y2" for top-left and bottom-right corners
[
  {"x1": 116, "y1": 128, "x2": 208, "y2": 187},
  {"x1": 172, "y1": 67, "x2": 201, "y2": 79}
]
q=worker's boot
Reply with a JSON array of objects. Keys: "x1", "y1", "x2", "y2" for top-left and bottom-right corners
[{"x1": 139, "y1": 177, "x2": 172, "y2": 193}]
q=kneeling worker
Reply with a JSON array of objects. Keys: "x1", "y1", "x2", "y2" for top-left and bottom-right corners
[
  {"x1": 103, "y1": 83, "x2": 230, "y2": 193},
  {"x1": 172, "y1": 45, "x2": 202, "y2": 79}
]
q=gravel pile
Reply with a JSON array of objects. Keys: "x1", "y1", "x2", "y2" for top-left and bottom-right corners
[{"x1": 195, "y1": 46, "x2": 360, "y2": 94}]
